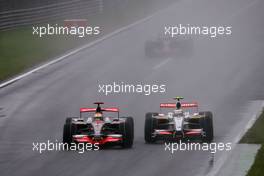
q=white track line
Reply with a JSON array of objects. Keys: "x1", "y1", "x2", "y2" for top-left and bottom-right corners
[
  {"x1": 206, "y1": 101, "x2": 264, "y2": 176},
  {"x1": 0, "y1": 7, "x2": 166, "y2": 89},
  {"x1": 153, "y1": 57, "x2": 172, "y2": 70}
]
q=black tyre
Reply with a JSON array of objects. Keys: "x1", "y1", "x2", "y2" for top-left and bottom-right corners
[
  {"x1": 63, "y1": 123, "x2": 72, "y2": 144},
  {"x1": 120, "y1": 117, "x2": 134, "y2": 148},
  {"x1": 199, "y1": 111, "x2": 214, "y2": 142},
  {"x1": 65, "y1": 117, "x2": 72, "y2": 124},
  {"x1": 144, "y1": 112, "x2": 158, "y2": 143},
  {"x1": 63, "y1": 120, "x2": 77, "y2": 145},
  {"x1": 65, "y1": 117, "x2": 79, "y2": 124}
]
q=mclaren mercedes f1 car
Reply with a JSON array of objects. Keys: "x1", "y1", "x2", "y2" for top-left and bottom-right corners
[
  {"x1": 144, "y1": 97, "x2": 213, "y2": 143},
  {"x1": 63, "y1": 102, "x2": 134, "y2": 148}
]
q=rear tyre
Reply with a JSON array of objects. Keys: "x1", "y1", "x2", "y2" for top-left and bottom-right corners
[
  {"x1": 65, "y1": 117, "x2": 72, "y2": 124},
  {"x1": 199, "y1": 111, "x2": 214, "y2": 142},
  {"x1": 121, "y1": 117, "x2": 134, "y2": 148},
  {"x1": 144, "y1": 112, "x2": 158, "y2": 143}
]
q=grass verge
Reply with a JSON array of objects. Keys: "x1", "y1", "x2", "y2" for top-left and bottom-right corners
[
  {"x1": 240, "y1": 110, "x2": 264, "y2": 176},
  {"x1": 0, "y1": 0, "x2": 175, "y2": 82}
]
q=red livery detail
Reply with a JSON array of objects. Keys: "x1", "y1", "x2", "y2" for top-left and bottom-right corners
[
  {"x1": 185, "y1": 131, "x2": 202, "y2": 136},
  {"x1": 157, "y1": 131, "x2": 173, "y2": 135},
  {"x1": 80, "y1": 108, "x2": 96, "y2": 112},
  {"x1": 160, "y1": 103, "x2": 176, "y2": 108},
  {"x1": 181, "y1": 102, "x2": 198, "y2": 108},
  {"x1": 103, "y1": 108, "x2": 119, "y2": 112}
]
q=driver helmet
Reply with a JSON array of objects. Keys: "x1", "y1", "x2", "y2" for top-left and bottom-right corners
[{"x1": 94, "y1": 112, "x2": 103, "y2": 120}]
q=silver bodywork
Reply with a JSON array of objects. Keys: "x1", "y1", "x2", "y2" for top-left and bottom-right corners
[
  {"x1": 152, "y1": 111, "x2": 203, "y2": 137},
  {"x1": 71, "y1": 117, "x2": 125, "y2": 137}
]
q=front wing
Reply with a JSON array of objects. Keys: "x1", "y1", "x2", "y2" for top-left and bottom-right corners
[
  {"x1": 153, "y1": 129, "x2": 203, "y2": 139},
  {"x1": 72, "y1": 134, "x2": 123, "y2": 145}
]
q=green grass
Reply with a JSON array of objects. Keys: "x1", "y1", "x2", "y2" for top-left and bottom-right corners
[
  {"x1": 0, "y1": 0, "x2": 175, "y2": 82},
  {"x1": 240, "y1": 111, "x2": 264, "y2": 144},
  {"x1": 0, "y1": 9, "x2": 136, "y2": 81},
  {"x1": 240, "y1": 111, "x2": 264, "y2": 176},
  {"x1": 0, "y1": 26, "x2": 87, "y2": 81},
  {"x1": 0, "y1": 12, "x2": 121, "y2": 81},
  {"x1": 246, "y1": 146, "x2": 264, "y2": 176}
]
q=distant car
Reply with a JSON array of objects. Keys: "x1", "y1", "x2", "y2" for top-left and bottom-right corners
[
  {"x1": 63, "y1": 102, "x2": 134, "y2": 148},
  {"x1": 145, "y1": 35, "x2": 193, "y2": 58},
  {"x1": 144, "y1": 97, "x2": 213, "y2": 143}
]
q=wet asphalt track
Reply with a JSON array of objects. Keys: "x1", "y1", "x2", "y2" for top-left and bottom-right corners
[{"x1": 0, "y1": 0, "x2": 264, "y2": 176}]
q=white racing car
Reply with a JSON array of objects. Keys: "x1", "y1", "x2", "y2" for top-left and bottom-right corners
[{"x1": 144, "y1": 97, "x2": 213, "y2": 143}]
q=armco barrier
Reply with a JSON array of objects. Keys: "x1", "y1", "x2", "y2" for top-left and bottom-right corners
[{"x1": 0, "y1": 0, "x2": 103, "y2": 30}]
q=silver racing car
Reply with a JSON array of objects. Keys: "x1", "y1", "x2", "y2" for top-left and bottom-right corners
[
  {"x1": 63, "y1": 102, "x2": 134, "y2": 148},
  {"x1": 144, "y1": 97, "x2": 213, "y2": 143}
]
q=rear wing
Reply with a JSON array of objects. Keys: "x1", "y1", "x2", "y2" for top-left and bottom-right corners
[
  {"x1": 80, "y1": 108, "x2": 119, "y2": 112},
  {"x1": 80, "y1": 107, "x2": 119, "y2": 118},
  {"x1": 160, "y1": 102, "x2": 198, "y2": 111}
]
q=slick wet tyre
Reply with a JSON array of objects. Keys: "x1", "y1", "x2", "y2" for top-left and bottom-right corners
[
  {"x1": 199, "y1": 111, "x2": 214, "y2": 142},
  {"x1": 121, "y1": 117, "x2": 134, "y2": 148},
  {"x1": 144, "y1": 112, "x2": 158, "y2": 143},
  {"x1": 63, "y1": 122, "x2": 77, "y2": 145},
  {"x1": 65, "y1": 117, "x2": 72, "y2": 124},
  {"x1": 63, "y1": 123, "x2": 72, "y2": 144}
]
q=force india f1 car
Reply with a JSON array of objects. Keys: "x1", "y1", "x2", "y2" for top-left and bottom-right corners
[
  {"x1": 145, "y1": 35, "x2": 193, "y2": 58},
  {"x1": 144, "y1": 97, "x2": 213, "y2": 143},
  {"x1": 63, "y1": 102, "x2": 134, "y2": 148}
]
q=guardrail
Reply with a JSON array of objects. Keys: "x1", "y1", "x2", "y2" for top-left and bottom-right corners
[{"x1": 0, "y1": 0, "x2": 103, "y2": 30}]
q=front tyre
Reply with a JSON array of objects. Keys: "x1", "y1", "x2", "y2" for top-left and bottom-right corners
[
  {"x1": 63, "y1": 123, "x2": 72, "y2": 144},
  {"x1": 63, "y1": 119, "x2": 77, "y2": 145},
  {"x1": 144, "y1": 112, "x2": 158, "y2": 143},
  {"x1": 65, "y1": 117, "x2": 72, "y2": 124},
  {"x1": 121, "y1": 117, "x2": 134, "y2": 148},
  {"x1": 199, "y1": 111, "x2": 214, "y2": 142}
]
